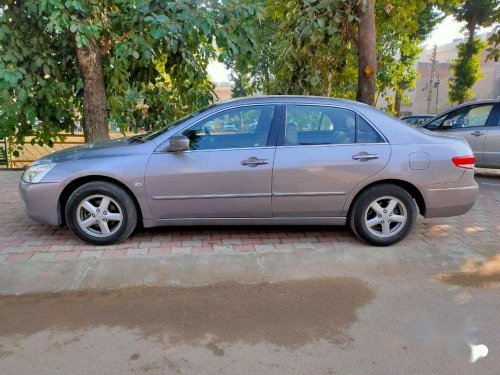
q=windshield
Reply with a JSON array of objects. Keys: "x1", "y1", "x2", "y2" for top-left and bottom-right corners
[{"x1": 142, "y1": 104, "x2": 215, "y2": 142}]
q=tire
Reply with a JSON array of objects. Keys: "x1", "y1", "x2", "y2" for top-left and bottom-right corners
[
  {"x1": 65, "y1": 181, "x2": 138, "y2": 245},
  {"x1": 349, "y1": 184, "x2": 417, "y2": 246}
]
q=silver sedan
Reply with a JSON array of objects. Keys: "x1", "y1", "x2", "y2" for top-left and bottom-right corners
[{"x1": 19, "y1": 96, "x2": 478, "y2": 246}]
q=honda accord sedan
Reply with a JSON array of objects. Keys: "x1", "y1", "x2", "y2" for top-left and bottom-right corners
[{"x1": 19, "y1": 96, "x2": 478, "y2": 246}]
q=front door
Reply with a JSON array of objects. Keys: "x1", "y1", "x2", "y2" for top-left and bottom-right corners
[
  {"x1": 272, "y1": 105, "x2": 391, "y2": 217},
  {"x1": 483, "y1": 104, "x2": 500, "y2": 167},
  {"x1": 145, "y1": 105, "x2": 277, "y2": 219}
]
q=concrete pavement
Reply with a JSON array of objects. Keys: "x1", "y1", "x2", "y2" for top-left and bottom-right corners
[{"x1": 0, "y1": 171, "x2": 499, "y2": 374}]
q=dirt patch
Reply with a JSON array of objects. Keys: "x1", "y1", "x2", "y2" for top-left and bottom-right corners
[
  {"x1": 435, "y1": 254, "x2": 500, "y2": 287},
  {"x1": 206, "y1": 342, "x2": 225, "y2": 357},
  {"x1": 0, "y1": 278, "x2": 374, "y2": 348},
  {"x1": 0, "y1": 349, "x2": 13, "y2": 359},
  {"x1": 129, "y1": 353, "x2": 140, "y2": 361}
]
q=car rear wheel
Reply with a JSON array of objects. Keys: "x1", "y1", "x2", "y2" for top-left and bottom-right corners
[
  {"x1": 65, "y1": 181, "x2": 137, "y2": 245},
  {"x1": 350, "y1": 184, "x2": 417, "y2": 246}
]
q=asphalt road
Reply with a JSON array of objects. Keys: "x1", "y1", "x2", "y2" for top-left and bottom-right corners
[{"x1": 0, "y1": 176, "x2": 498, "y2": 374}]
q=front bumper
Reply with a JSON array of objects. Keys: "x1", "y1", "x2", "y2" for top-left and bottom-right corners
[
  {"x1": 424, "y1": 184, "x2": 479, "y2": 218},
  {"x1": 19, "y1": 181, "x2": 67, "y2": 226}
]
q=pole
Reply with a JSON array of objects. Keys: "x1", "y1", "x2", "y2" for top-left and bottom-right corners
[
  {"x1": 426, "y1": 45, "x2": 437, "y2": 114},
  {"x1": 434, "y1": 72, "x2": 441, "y2": 114}
]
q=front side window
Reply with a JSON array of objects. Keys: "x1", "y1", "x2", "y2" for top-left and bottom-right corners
[
  {"x1": 285, "y1": 105, "x2": 383, "y2": 145},
  {"x1": 447, "y1": 104, "x2": 494, "y2": 129},
  {"x1": 426, "y1": 104, "x2": 494, "y2": 130},
  {"x1": 180, "y1": 105, "x2": 275, "y2": 150}
]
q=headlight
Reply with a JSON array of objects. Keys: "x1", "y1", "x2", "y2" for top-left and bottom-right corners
[{"x1": 22, "y1": 163, "x2": 57, "y2": 183}]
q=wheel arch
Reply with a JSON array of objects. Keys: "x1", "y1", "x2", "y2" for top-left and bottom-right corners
[
  {"x1": 345, "y1": 179, "x2": 426, "y2": 219},
  {"x1": 58, "y1": 175, "x2": 143, "y2": 226}
]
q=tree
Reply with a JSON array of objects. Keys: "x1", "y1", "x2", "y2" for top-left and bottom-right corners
[
  {"x1": 0, "y1": 0, "x2": 260, "y2": 147},
  {"x1": 443, "y1": 0, "x2": 500, "y2": 103},
  {"x1": 355, "y1": 0, "x2": 377, "y2": 105}
]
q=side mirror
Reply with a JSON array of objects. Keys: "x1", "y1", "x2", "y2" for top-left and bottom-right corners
[
  {"x1": 442, "y1": 119, "x2": 454, "y2": 128},
  {"x1": 166, "y1": 135, "x2": 189, "y2": 152}
]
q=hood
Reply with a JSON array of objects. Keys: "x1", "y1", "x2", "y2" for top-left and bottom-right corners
[{"x1": 33, "y1": 137, "x2": 140, "y2": 165}]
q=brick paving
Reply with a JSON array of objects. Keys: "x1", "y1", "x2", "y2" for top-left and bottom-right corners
[{"x1": 1, "y1": 171, "x2": 499, "y2": 263}]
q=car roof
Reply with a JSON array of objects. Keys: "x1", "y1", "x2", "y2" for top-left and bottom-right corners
[
  {"x1": 452, "y1": 99, "x2": 500, "y2": 107},
  {"x1": 216, "y1": 95, "x2": 366, "y2": 106}
]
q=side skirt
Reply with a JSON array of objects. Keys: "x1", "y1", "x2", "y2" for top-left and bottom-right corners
[{"x1": 142, "y1": 217, "x2": 347, "y2": 228}]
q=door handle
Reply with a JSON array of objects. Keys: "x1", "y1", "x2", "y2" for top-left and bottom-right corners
[
  {"x1": 352, "y1": 152, "x2": 379, "y2": 162},
  {"x1": 241, "y1": 157, "x2": 269, "y2": 167},
  {"x1": 471, "y1": 131, "x2": 485, "y2": 137}
]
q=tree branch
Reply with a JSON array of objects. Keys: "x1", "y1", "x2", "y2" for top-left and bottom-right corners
[{"x1": 101, "y1": 31, "x2": 130, "y2": 55}]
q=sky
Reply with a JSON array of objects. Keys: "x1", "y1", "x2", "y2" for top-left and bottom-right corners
[{"x1": 207, "y1": 16, "x2": 496, "y2": 83}]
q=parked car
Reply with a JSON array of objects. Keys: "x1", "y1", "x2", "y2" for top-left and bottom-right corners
[
  {"x1": 19, "y1": 96, "x2": 478, "y2": 246},
  {"x1": 401, "y1": 114, "x2": 434, "y2": 126},
  {"x1": 419, "y1": 99, "x2": 500, "y2": 168}
]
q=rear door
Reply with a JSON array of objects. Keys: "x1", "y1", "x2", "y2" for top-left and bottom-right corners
[
  {"x1": 271, "y1": 104, "x2": 391, "y2": 217},
  {"x1": 424, "y1": 103, "x2": 496, "y2": 163}
]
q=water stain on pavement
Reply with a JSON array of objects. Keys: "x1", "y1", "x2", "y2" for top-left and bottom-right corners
[
  {"x1": 0, "y1": 278, "x2": 374, "y2": 348},
  {"x1": 436, "y1": 254, "x2": 500, "y2": 287}
]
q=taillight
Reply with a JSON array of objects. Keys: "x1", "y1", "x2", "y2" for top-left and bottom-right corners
[{"x1": 452, "y1": 156, "x2": 475, "y2": 169}]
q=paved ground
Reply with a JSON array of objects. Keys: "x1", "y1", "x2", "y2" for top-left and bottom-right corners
[
  {"x1": 0, "y1": 171, "x2": 499, "y2": 374},
  {"x1": 1, "y1": 171, "x2": 500, "y2": 263},
  {"x1": 1, "y1": 253, "x2": 499, "y2": 374}
]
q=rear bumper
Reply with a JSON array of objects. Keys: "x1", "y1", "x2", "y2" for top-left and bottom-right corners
[
  {"x1": 19, "y1": 181, "x2": 66, "y2": 226},
  {"x1": 424, "y1": 184, "x2": 479, "y2": 218}
]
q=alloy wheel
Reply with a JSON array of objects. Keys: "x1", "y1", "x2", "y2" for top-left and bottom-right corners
[
  {"x1": 76, "y1": 194, "x2": 123, "y2": 238},
  {"x1": 364, "y1": 196, "x2": 407, "y2": 238}
]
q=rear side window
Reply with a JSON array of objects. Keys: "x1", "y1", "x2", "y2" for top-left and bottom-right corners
[
  {"x1": 356, "y1": 116, "x2": 384, "y2": 143},
  {"x1": 284, "y1": 105, "x2": 383, "y2": 145}
]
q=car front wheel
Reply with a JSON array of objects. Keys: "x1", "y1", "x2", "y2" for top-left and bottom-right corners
[
  {"x1": 350, "y1": 184, "x2": 417, "y2": 246},
  {"x1": 65, "y1": 181, "x2": 138, "y2": 245}
]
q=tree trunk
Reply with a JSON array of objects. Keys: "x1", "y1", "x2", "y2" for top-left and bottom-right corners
[
  {"x1": 356, "y1": 0, "x2": 377, "y2": 106},
  {"x1": 75, "y1": 39, "x2": 109, "y2": 143},
  {"x1": 395, "y1": 90, "x2": 402, "y2": 117}
]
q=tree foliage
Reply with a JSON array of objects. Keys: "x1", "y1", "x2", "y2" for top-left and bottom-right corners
[
  {"x1": 449, "y1": 38, "x2": 486, "y2": 103},
  {"x1": 268, "y1": 0, "x2": 358, "y2": 97},
  {"x1": 0, "y1": 0, "x2": 261, "y2": 146},
  {"x1": 486, "y1": 25, "x2": 500, "y2": 62},
  {"x1": 376, "y1": 2, "x2": 441, "y2": 115},
  {"x1": 228, "y1": 0, "x2": 440, "y2": 112}
]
